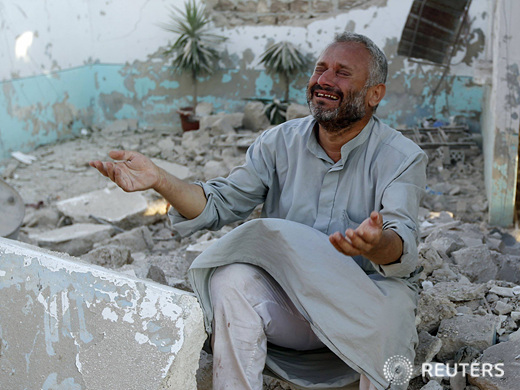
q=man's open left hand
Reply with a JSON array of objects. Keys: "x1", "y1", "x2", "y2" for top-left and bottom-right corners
[{"x1": 329, "y1": 211, "x2": 383, "y2": 258}]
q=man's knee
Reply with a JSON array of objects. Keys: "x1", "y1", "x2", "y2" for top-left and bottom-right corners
[{"x1": 210, "y1": 263, "x2": 263, "y2": 305}]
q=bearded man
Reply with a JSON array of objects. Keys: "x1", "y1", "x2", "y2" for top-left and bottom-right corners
[{"x1": 91, "y1": 32, "x2": 427, "y2": 390}]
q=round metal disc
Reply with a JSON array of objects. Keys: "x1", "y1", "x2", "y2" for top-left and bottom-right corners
[{"x1": 0, "y1": 179, "x2": 25, "y2": 238}]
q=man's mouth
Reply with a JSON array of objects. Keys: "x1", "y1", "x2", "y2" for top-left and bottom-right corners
[{"x1": 315, "y1": 91, "x2": 339, "y2": 101}]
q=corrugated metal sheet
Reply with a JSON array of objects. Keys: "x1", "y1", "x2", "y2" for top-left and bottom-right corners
[{"x1": 397, "y1": 0, "x2": 471, "y2": 64}]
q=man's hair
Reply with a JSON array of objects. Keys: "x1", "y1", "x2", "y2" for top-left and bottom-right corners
[{"x1": 332, "y1": 32, "x2": 388, "y2": 87}]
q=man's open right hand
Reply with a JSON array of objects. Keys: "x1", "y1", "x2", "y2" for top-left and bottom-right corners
[{"x1": 89, "y1": 150, "x2": 161, "y2": 193}]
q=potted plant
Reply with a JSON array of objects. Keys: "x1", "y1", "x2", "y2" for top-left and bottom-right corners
[
  {"x1": 162, "y1": 0, "x2": 227, "y2": 131},
  {"x1": 259, "y1": 41, "x2": 309, "y2": 124}
]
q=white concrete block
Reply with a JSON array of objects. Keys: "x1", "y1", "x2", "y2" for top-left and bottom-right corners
[
  {"x1": 28, "y1": 223, "x2": 114, "y2": 256},
  {"x1": 56, "y1": 186, "x2": 149, "y2": 228},
  {"x1": 0, "y1": 236, "x2": 205, "y2": 390}
]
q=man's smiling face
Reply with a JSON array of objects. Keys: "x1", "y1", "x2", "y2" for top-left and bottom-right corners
[{"x1": 307, "y1": 42, "x2": 372, "y2": 132}]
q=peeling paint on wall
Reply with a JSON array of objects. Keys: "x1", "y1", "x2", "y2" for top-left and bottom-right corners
[
  {"x1": 0, "y1": 0, "x2": 493, "y2": 161},
  {"x1": 0, "y1": 237, "x2": 205, "y2": 390},
  {"x1": 483, "y1": 0, "x2": 520, "y2": 226}
]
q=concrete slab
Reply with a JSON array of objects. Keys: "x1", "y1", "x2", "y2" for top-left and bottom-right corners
[
  {"x1": 468, "y1": 339, "x2": 520, "y2": 390},
  {"x1": 29, "y1": 223, "x2": 114, "y2": 256},
  {"x1": 436, "y1": 314, "x2": 497, "y2": 361},
  {"x1": 0, "y1": 237, "x2": 205, "y2": 390},
  {"x1": 56, "y1": 186, "x2": 149, "y2": 228}
]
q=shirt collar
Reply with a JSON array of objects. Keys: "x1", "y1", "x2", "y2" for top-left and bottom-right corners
[{"x1": 306, "y1": 116, "x2": 375, "y2": 165}]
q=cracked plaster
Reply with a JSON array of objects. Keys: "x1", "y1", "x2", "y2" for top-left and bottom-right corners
[
  {"x1": 0, "y1": 0, "x2": 491, "y2": 161},
  {"x1": 0, "y1": 236, "x2": 205, "y2": 390}
]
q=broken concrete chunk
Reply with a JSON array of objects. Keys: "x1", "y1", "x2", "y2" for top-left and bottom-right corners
[
  {"x1": 449, "y1": 371, "x2": 466, "y2": 390},
  {"x1": 182, "y1": 128, "x2": 212, "y2": 152},
  {"x1": 415, "y1": 331, "x2": 443, "y2": 366},
  {"x1": 203, "y1": 160, "x2": 229, "y2": 180},
  {"x1": 431, "y1": 263, "x2": 460, "y2": 282},
  {"x1": 425, "y1": 232, "x2": 466, "y2": 257},
  {"x1": 418, "y1": 245, "x2": 444, "y2": 275},
  {"x1": 485, "y1": 236, "x2": 504, "y2": 252},
  {"x1": 451, "y1": 245, "x2": 498, "y2": 283},
  {"x1": 494, "y1": 301, "x2": 514, "y2": 315},
  {"x1": 243, "y1": 101, "x2": 270, "y2": 131},
  {"x1": 416, "y1": 291, "x2": 458, "y2": 333},
  {"x1": 28, "y1": 223, "x2": 113, "y2": 256},
  {"x1": 508, "y1": 328, "x2": 520, "y2": 341},
  {"x1": 420, "y1": 378, "x2": 444, "y2": 389},
  {"x1": 157, "y1": 137, "x2": 176, "y2": 157},
  {"x1": 225, "y1": 112, "x2": 245, "y2": 129},
  {"x1": 453, "y1": 345, "x2": 481, "y2": 364},
  {"x1": 456, "y1": 306, "x2": 473, "y2": 315},
  {"x1": 56, "y1": 186, "x2": 149, "y2": 229},
  {"x1": 151, "y1": 158, "x2": 192, "y2": 181},
  {"x1": 199, "y1": 114, "x2": 241, "y2": 135},
  {"x1": 82, "y1": 245, "x2": 133, "y2": 268},
  {"x1": 468, "y1": 339, "x2": 520, "y2": 390},
  {"x1": 0, "y1": 236, "x2": 205, "y2": 390},
  {"x1": 186, "y1": 238, "x2": 217, "y2": 253},
  {"x1": 147, "y1": 264, "x2": 168, "y2": 285},
  {"x1": 428, "y1": 281, "x2": 488, "y2": 302},
  {"x1": 199, "y1": 115, "x2": 222, "y2": 130},
  {"x1": 195, "y1": 102, "x2": 214, "y2": 117},
  {"x1": 286, "y1": 103, "x2": 310, "y2": 120},
  {"x1": 494, "y1": 254, "x2": 520, "y2": 285},
  {"x1": 11, "y1": 151, "x2": 37, "y2": 165},
  {"x1": 23, "y1": 207, "x2": 61, "y2": 229},
  {"x1": 95, "y1": 226, "x2": 154, "y2": 252},
  {"x1": 436, "y1": 314, "x2": 497, "y2": 361},
  {"x1": 489, "y1": 285, "x2": 516, "y2": 297}
]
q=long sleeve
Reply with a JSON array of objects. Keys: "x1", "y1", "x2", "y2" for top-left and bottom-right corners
[
  {"x1": 376, "y1": 149, "x2": 427, "y2": 278},
  {"x1": 169, "y1": 129, "x2": 276, "y2": 237}
]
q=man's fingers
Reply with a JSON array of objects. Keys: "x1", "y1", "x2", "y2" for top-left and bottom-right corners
[
  {"x1": 109, "y1": 150, "x2": 139, "y2": 163},
  {"x1": 329, "y1": 232, "x2": 360, "y2": 256},
  {"x1": 89, "y1": 160, "x2": 110, "y2": 177},
  {"x1": 346, "y1": 231, "x2": 371, "y2": 252},
  {"x1": 108, "y1": 150, "x2": 128, "y2": 161},
  {"x1": 106, "y1": 162, "x2": 117, "y2": 182},
  {"x1": 369, "y1": 211, "x2": 383, "y2": 227}
]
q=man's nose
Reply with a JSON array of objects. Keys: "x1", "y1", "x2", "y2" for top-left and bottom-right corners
[{"x1": 317, "y1": 69, "x2": 335, "y2": 87}]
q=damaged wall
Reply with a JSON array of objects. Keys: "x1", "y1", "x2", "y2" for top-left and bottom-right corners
[
  {"x1": 0, "y1": 0, "x2": 491, "y2": 161},
  {"x1": 480, "y1": 0, "x2": 520, "y2": 227}
]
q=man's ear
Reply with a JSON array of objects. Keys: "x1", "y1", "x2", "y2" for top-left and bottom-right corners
[{"x1": 367, "y1": 84, "x2": 386, "y2": 109}]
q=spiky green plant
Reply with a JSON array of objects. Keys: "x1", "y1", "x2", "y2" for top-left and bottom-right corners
[
  {"x1": 162, "y1": 0, "x2": 226, "y2": 109},
  {"x1": 259, "y1": 41, "x2": 308, "y2": 102}
]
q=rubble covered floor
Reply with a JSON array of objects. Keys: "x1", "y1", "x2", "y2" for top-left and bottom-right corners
[{"x1": 1, "y1": 115, "x2": 519, "y2": 390}]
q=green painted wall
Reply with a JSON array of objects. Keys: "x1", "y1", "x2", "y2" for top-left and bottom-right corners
[{"x1": 0, "y1": 62, "x2": 485, "y2": 162}]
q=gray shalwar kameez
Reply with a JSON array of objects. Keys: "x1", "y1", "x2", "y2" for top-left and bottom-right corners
[{"x1": 169, "y1": 116, "x2": 427, "y2": 389}]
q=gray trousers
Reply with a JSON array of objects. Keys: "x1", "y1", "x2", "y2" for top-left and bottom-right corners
[{"x1": 209, "y1": 263, "x2": 376, "y2": 390}]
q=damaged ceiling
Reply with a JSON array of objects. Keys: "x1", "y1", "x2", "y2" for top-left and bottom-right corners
[{"x1": 397, "y1": 0, "x2": 472, "y2": 65}]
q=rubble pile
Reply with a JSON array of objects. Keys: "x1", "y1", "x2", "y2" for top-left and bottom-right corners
[{"x1": 1, "y1": 105, "x2": 519, "y2": 390}]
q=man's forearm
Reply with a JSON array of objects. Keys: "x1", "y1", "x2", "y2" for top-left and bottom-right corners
[
  {"x1": 154, "y1": 168, "x2": 207, "y2": 219},
  {"x1": 365, "y1": 229, "x2": 403, "y2": 265}
]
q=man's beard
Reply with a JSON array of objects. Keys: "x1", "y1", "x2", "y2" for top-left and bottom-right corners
[{"x1": 307, "y1": 84, "x2": 368, "y2": 133}]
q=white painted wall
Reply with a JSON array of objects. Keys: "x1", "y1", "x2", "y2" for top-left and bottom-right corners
[
  {"x1": 1, "y1": 0, "x2": 493, "y2": 82},
  {"x1": 0, "y1": 0, "x2": 174, "y2": 81}
]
